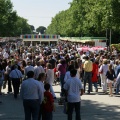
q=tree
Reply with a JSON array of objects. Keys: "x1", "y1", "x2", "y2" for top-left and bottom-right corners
[
  {"x1": 36, "y1": 26, "x2": 46, "y2": 34},
  {"x1": 0, "y1": 0, "x2": 33, "y2": 36},
  {"x1": 14, "y1": 16, "x2": 32, "y2": 36},
  {"x1": 0, "y1": 0, "x2": 18, "y2": 36},
  {"x1": 30, "y1": 25, "x2": 35, "y2": 32},
  {"x1": 46, "y1": 0, "x2": 120, "y2": 43}
]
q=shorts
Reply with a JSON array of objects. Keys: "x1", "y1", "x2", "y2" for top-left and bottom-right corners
[{"x1": 107, "y1": 79, "x2": 113, "y2": 83}]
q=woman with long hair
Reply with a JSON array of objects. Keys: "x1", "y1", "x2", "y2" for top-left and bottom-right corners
[
  {"x1": 46, "y1": 63, "x2": 56, "y2": 98},
  {"x1": 106, "y1": 64, "x2": 116, "y2": 96}
]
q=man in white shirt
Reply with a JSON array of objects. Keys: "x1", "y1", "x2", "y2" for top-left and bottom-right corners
[
  {"x1": 34, "y1": 61, "x2": 45, "y2": 79},
  {"x1": 64, "y1": 69, "x2": 83, "y2": 120},
  {"x1": 20, "y1": 71, "x2": 43, "y2": 120},
  {"x1": 3, "y1": 51, "x2": 9, "y2": 59},
  {"x1": 24, "y1": 61, "x2": 34, "y2": 78}
]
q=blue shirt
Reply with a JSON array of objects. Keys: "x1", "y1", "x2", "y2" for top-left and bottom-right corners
[
  {"x1": 9, "y1": 69, "x2": 23, "y2": 79},
  {"x1": 20, "y1": 78, "x2": 44, "y2": 103}
]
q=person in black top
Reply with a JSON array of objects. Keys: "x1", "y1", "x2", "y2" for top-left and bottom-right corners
[
  {"x1": 48, "y1": 55, "x2": 56, "y2": 69},
  {"x1": 106, "y1": 64, "x2": 116, "y2": 97}
]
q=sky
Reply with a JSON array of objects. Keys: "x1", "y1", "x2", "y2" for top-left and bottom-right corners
[{"x1": 11, "y1": 0, "x2": 73, "y2": 29}]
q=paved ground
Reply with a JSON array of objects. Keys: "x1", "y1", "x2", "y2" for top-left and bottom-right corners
[{"x1": 0, "y1": 83, "x2": 120, "y2": 120}]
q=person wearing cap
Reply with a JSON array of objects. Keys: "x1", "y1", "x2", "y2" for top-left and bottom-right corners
[{"x1": 83, "y1": 56, "x2": 93, "y2": 94}]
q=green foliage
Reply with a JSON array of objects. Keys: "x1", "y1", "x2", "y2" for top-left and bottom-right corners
[
  {"x1": 14, "y1": 16, "x2": 32, "y2": 36},
  {"x1": 46, "y1": 0, "x2": 120, "y2": 43},
  {"x1": 36, "y1": 26, "x2": 46, "y2": 34},
  {"x1": 111, "y1": 44, "x2": 120, "y2": 51},
  {"x1": 0, "y1": 0, "x2": 32, "y2": 36}
]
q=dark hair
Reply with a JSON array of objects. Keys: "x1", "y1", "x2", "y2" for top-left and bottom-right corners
[
  {"x1": 68, "y1": 65, "x2": 74, "y2": 71},
  {"x1": 74, "y1": 61, "x2": 79, "y2": 69},
  {"x1": 38, "y1": 73, "x2": 46, "y2": 80},
  {"x1": 70, "y1": 69, "x2": 77, "y2": 77},
  {"x1": 44, "y1": 83, "x2": 50, "y2": 91},
  {"x1": 85, "y1": 56, "x2": 89, "y2": 60},
  {"x1": 22, "y1": 60, "x2": 26, "y2": 67},
  {"x1": 27, "y1": 71, "x2": 34, "y2": 78}
]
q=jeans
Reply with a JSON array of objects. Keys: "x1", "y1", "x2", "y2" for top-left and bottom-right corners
[
  {"x1": 93, "y1": 82, "x2": 98, "y2": 90},
  {"x1": 116, "y1": 83, "x2": 120, "y2": 94},
  {"x1": 12, "y1": 78, "x2": 20, "y2": 98},
  {"x1": 8, "y1": 77, "x2": 12, "y2": 92},
  {"x1": 84, "y1": 72, "x2": 92, "y2": 93},
  {"x1": 68, "y1": 102, "x2": 81, "y2": 120},
  {"x1": 44, "y1": 112, "x2": 53, "y2": 120},
  {"x1": 23, "y1": 99, "x2": 40, "y2": 120},
  {"x1": 60, "y1": 74, "x2": 65, "y2": 96}
]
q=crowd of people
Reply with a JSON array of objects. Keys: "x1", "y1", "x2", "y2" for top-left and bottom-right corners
[{"x1": 0, "y1": 41, "x2": 120, "y2": 120}]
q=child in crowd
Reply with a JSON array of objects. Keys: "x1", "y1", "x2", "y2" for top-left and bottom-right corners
[{"x1": 43, "y1": 83, "x2": 55, "y2": 120}]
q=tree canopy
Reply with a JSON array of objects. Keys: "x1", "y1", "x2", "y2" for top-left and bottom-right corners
[
  {"x1": 0, "y1": 0, "x2": 32, "y2": 36},
  {"x1": 36, "y1": 26, "x2": 46, "y2": 34},
  {"x1": 46, "y1": 0, "x2": 120, "y2": 43}
]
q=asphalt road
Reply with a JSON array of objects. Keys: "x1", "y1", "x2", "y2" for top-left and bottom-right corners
[{"x1": 0, "y1": 84, "x2": 120, "y2": 120}]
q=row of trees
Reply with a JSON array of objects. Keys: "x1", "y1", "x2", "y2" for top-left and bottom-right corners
[
  {"x1": 46, "y1": 0, "x2": 120, "y2": 43},
  {"x1": 0, "y1": 0, "x2": 34, "y2": 36},
  {"x1": 0, "y1": 0, "x2": 47, "y2": 36}
]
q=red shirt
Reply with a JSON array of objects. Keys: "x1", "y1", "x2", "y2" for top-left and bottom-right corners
[{"x1": 43, "y1": 91, "x2": 54, "y2": 112}]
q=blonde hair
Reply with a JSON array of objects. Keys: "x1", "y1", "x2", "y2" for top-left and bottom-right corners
[{"x1": 108, "y1": 64, "x2": 113, "y2": 73}]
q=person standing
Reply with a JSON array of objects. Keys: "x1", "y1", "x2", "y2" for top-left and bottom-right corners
[
  {"x1": 106, "y1": 64, "x2": 116, "y2": 96},
  {"x1": 99, "y1": 59, "x2": 108, "y2": 93},
  {"x1": 34, "y1": 61, "x2": 45, "y2": 80},
  {"x1": 46, "y1": 63, "x2": 56, "y2": 99},
  {"x1": 9, "y1": 65, "x2": 22, "y2": 98},
  {"x1": 57, "y1": 59, "x2": 66, "y2": 96},
  {"x1": 24, "y1": 61, "x2": 34, "y2": 78},
  {"x1": 83, "y1": 56, "x2": 93, "y2": 94},
  {"x1": 92, "y1": 60, "x2": 99, "y2": 92},
  {"x1": 64, "y1": 69, "x2": 83, "y2": 120},
  {"x1": 20, "y1": 71, "x2": 44, "y2": 120},
  {"x1": 43, "y1": 83, "x2": 54, "y2": 120},
  {"x1": 6, "y1": 61, "x2": 12, "y2": 93}
]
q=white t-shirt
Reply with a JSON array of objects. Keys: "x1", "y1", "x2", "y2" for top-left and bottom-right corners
[{"x1": 64, "y1": 77, "x2": 83, "y2": 102}]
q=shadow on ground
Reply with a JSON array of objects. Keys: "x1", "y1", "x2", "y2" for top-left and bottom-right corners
[
  {"x1": 81, "y1": 99, "x2": 120, "y2": 120},
  {"x1": 0, "y1": 94, "x2": 120, "y2": 120}
]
